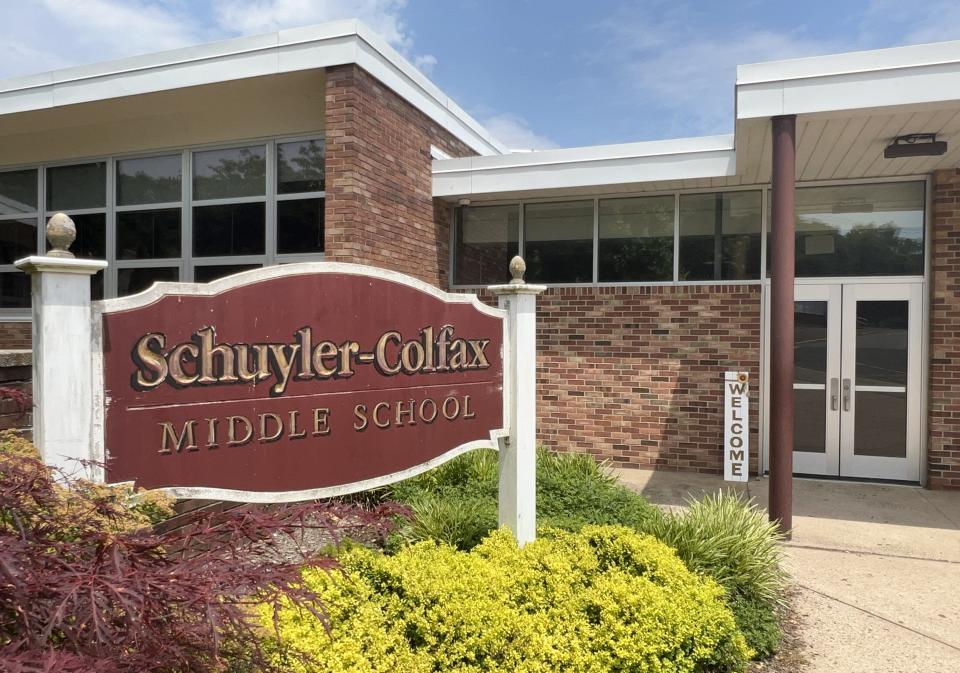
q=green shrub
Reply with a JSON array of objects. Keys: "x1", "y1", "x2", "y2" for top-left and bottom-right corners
[
  {"x1": 263, "y1": 525, "x2": 752, "y2": 673},
  {"x1": 638, "y1": 491, "x2": 787, "y2": 655},
  {"x1": 389, "y1": 448, "x2": 662, "y2": 547},
  {"x1": 728, "y1": 596, "x2": 783, "y2": 659}
]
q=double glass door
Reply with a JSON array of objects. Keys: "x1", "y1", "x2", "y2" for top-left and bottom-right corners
[{"x1": 792, "y1": 283, "x2": 922, "y2": 481}]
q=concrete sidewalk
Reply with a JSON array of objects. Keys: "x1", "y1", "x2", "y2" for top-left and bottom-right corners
[{"x1": 614, "y1": 468, "x2": 960, "y2": 673}]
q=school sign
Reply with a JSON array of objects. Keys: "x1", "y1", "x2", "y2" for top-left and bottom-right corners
[{"x1": 19, "y1": 221, "x2": 543, "y2": 542}]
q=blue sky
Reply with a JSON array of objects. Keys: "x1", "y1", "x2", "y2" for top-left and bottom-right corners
[{"x1": 3, "y1": 1, "x2": 960, "y2": 150}]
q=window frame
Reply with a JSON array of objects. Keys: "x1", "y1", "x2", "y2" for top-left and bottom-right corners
[
  {"x1": 0, "y1": 132, "x2": 326, "y2": 317},
  {"x1": 450, "y1": 175, "x2": 928, "y2": 290}
]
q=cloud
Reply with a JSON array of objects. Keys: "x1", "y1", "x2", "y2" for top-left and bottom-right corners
[
  {"x1": 0, "y1": 0, "x2": 437, "y2": 80},
  {"x1": 479, "y1": 113, "x2": 559, "y2": 152},
  {"x1": 860, "y1": 0, "x2": 960, "y2": 45},
  {"x1": 413, "y1": 54, "x2": 438, "y2": 76},
  {"x1": 593, "y1": 5, "x2": 840, "y2": 136}
]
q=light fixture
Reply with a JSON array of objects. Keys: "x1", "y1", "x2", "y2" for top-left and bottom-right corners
[
  {"x1": 884, "y1": 133, "x2": 947, "y2": 158},
  {"x1": 458, "y1": 198, "x2": 471, "y2": 206}
]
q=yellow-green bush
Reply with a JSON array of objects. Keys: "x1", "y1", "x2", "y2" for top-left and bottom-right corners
[{"x1": 264, "y1": 526, "x2": 752, "y2": 673}]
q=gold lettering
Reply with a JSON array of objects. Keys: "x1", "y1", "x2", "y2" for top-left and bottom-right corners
[
  {"x1": 227, "y1": 416, "x2": 253, "y2": 446},
  {"x1": 396, "y1": 399, "x2": 416, "y2": 426},
  {"x1": 462, "y1": 395, "x2": 476, "y2": 419},
  {"x1": 338, "y1": 341, "x2": 360, "y2": 377},
  {"x1": 442, "y1": 396, "x2": 460, "y2": 420},
  {"x1": 353, "y1": 404, "x2": 369, "y2": 431},
  {"x1": 159, "y1": 420, "x2": 197, "y2": 454},
  {"x1": 400, "y1": 340, "x2": 425, "y2": 373},
  {"x1": 259, "y1": 412, "x2": 283, "y2": 442},
  {"x1": 235, "y1": 344, "x2": 270, "y2": 382},
  {"x1": 197, "y1": 327, "x2": 238, "y2": 384},
  {"x1": 419, "y1": 398, "x2": 438, "y2": 423},
  {"x1": 312, "y1": 341, "x2": 340, "y2": 377},
  {"x1": 375, "y1": 331, "x2": 403, "y2": 375},
  {"x1": 288, "y1": 410, "x2": 306, "y2": 439},
  {"x1": 421, "y1": 326, "x2": 435, "y2": 372},
  {"x1": 169, "y1": 343, "x2": 200, "y2": 385},
  {"x1": 373, "y1": 402, "x2": 391, "y2": 428},
  {"x1": 313, "y1": 408, "x2": 331, "y2": 436},
  {"x1": 467, "y1": 340, "x2": 490, "y2": 369},
  {"x1": 269, "y1": 344, "x2": 301, "y2": 395},
  {"x1": 204, "y1": 417, "x2": 219, "y2": 448},
  {"x1": 448, "y1": 339, "x2": 469, "y2": 370},
  {"x1": 436, "y1": 326, "x2": 454, "y2": 371},
  {"x1": 296, "y1": 327, "x2": 314, "y2": 379},
  {"x1": 134, "y1": 333, "x2": 167, "y2": 389}
]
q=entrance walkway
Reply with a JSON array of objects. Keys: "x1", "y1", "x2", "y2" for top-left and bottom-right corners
[{"x1": 614, "y1": 469, "x2": 960, "y2": 673}]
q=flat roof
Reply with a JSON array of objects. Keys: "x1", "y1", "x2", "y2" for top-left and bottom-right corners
[{"x1": 0, "y1": 19, "x2": 507, "y2": 157}]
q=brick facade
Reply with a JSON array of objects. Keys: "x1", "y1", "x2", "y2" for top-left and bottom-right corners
[
  {"x1": 323, "y1": 64, "x2": 476, "y2": 288},
  {"x1": 0, "y1": 322, "x2": 30, "y2": 350},
  {"x1": 928, "y1": 168, "x2": 960, "y2": 489}
]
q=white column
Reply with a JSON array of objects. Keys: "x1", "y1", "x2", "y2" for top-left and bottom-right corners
[
  {"x1": 489, "y1": 256, "x2": 545, "y2": 546},
  {"x1": 16, "y1": 214, "x2": 107, "y2": 479}
]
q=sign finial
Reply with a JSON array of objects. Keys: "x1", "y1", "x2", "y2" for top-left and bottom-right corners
[
  {"x1": 46, "y1": 213, "x2": 76, "y2": 259},
  {"x1": 509, "y1": 255, "x2": 526, "y2": 284}
]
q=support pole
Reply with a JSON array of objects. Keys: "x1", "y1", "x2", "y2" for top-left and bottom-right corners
[
  {"x1": 769, "y1": 115, "x2": 797, "y2": 535},
  {"x1": 16, "y1": 213, "x2": 107, "y2": 479},
  {"x1": 489, "y1": 256, "x2": 545, "y2": 546}
]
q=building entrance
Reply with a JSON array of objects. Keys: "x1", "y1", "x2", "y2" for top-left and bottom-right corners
[{"x1": 791, "y1": 282, "x2": 923, "y2": 481}]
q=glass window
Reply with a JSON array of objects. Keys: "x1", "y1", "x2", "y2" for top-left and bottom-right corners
[
  {"x1": 194, "y1": 264, "x2": 261, "y2": 283},
  {"x1": 679, "y1": 191, "x2": 761, "y2": 281},
  {"x1": 278, "y1": 199, "x2": 324, "y2": 254},
  {"x1": 193, "y1": 203, "x2": 265, "y2": 257},
  {"x1": 0, "y1": 169, "x2": 37, "y2": 216},
  {"x1": 0, "y1": 218, "x2": 37, "y2": 264},
  {"x1": 789, "y1": 182, "x2": 925, "y2": 277},
  {"x1": 118, "y1": 267, "x2": 179, "y2": 296},
  {"x1": 47, "y1": 163, "x2": 106, "y2": 211},
  {"x1": 598, "y1": 196, "x2": 674, "y2": 282},
  {"x1": 0, "y1": 273, "x2": 30, "y2": 309},
  {"x1": 524, "y1": 201, "x2": 593, "y2": 284},
  {"x1": 193, "y1": 146, "x2": 266, "y2": 200},
  {"x1": 117, "y1": 155, "x2": 181, "y2": 205},
  {"x1": 278, "y1": 140, "x2": 325, "y2": 194},
  {"x1": 455, "y1": 205, "x2": 519, "y2": 285},
  {"x1": 117, "y1": 209, "x2": 181, "y2": 260}
]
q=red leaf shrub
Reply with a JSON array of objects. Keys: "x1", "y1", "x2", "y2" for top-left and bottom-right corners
[{"x1": 0, "y1": 437, "x2": 408, "y2": 672}]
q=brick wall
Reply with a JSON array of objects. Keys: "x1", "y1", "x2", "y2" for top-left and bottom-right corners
[
  {"x1": 0, "y1": 322, "x2": 31, "y2": 350},
  {"x1": 324, "y1": 64, "x2": 476, "y2": 287},
  {"x1": 476, "y1": 284, "x2": 762, "y2": 474},
  {"x1": 928, "y1": 168, "x2": 960, "y2": 489}
]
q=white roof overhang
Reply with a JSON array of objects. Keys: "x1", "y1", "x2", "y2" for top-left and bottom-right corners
[
  {"x1": 433, "y1": 135, "x2": 736, "y2": 201},
  {"x1": 0, "y1": 20, "x2": 506, "y2": 157}
]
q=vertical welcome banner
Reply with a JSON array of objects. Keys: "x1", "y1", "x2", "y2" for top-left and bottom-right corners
[{"x1": 724, "y1": 371, "x2": 749, "y2": 482}]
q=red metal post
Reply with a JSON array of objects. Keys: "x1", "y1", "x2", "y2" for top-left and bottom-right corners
[{"x1": 769, "y1": 114, "x2": 796, "y2": 536}]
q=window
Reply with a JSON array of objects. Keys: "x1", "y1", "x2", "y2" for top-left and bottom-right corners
[
  {"x1": 116, "y1": 154, "x2": 183, "y2": 293},
  {"x1": 524, "y1": 201, "x2": 593, "y2": 284},
  {"x1": 275, "y1": 139, "x2": 325, "y2": 255},
  {"x1": 0, "y1": 135, "x2": 326, "y2": 311},
  {"x1": 679, "y1": 191, "x2": 761, "y2": 281},
  {"x1": 789, "y1": 182, "x2": 924, "y2": 277},
  {"x1": 454, "y1": 205, "x2": 519, "y2": 285},
  {"x1": 598, "y1": 196, "x2": 674, "y2": 282},
  {"x1": 0, "y1": 169, "x2": 38, "y2": 309},
  {"x1": 46, "y1": 162, "x2": 107, "y2": 299}
]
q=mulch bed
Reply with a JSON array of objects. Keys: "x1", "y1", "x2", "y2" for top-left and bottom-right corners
[{"x1": 750, "y1": 585, "x2": 808, "y2": 673}]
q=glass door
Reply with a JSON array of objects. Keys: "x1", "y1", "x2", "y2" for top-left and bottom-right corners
[
  {"x1": 793, "y1": 285, "x2": 842, "y2": 476},
  {"x1": 839, "y1": 283, "x2": 922, "y2": 481},
  {"x1": 785, "y1": 282, "x2": 922, "y2": 481}
]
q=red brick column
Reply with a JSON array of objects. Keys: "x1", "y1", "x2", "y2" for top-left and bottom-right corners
[
  {"x1": 323, "y1": 64, "x2": 476, "y2": 288},
  {"x1": 0, "y1": 322, "x2": 31, "y2": 350},
  {"x1": 929, "y1": 168, "x2": 960, "y2": 489}
]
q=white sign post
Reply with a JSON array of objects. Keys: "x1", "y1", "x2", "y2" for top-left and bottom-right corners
[
  {"x1": 489, "y1": 256, "x2": 545, "y2": 546},
  {"x1": 723, "y1": 371, "x2": 749, "y2": 482}
]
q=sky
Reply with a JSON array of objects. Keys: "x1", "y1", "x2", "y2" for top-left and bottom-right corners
[{"x1": 3, "y1": 0, "x2": 960, "y2": 151}]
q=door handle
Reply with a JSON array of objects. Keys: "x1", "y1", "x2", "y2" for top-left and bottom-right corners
[
  {"x1": 842, "y1": 378, "x2": 851, "y2": 411},
  {"x1": 830, "y1": 378, "x2": 839, "y2": 411}
]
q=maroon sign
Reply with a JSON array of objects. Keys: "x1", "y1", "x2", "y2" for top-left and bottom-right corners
[{"x1": 99, "y1": 267, "x2": 504, "y2": 498}]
